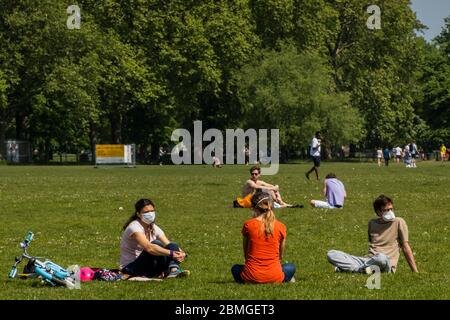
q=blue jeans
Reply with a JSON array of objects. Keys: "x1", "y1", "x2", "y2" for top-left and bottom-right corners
[
  {"x1": 122, "y1": 240, "x2": 180, "y2": 277},
  {"x1": 231, "y1": 263, "x2": 296, "y2": 283}
]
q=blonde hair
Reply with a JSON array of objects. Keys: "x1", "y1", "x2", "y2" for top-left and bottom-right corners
[{"x1": 251, "y1": 191, "x2": 275, "y2": 238}]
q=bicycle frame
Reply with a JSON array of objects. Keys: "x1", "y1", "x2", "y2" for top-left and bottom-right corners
[{"x1": 9, "y1": 231, "x2": 77, "y2": 289}]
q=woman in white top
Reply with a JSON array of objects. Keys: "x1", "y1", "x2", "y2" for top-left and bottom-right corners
[
  {"x1": 120, "y1": 198, "x2": 189, "y2": 278},
  {"x1": 376, "y1": 149, "x2": 383, "y2": 167}
]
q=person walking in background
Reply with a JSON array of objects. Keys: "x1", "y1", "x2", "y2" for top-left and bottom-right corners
[
  {"x1": 305, "y1": 131, "x2": 322, "y2": 180},
  {"x1": 440, "y1": 144, "x2": 447, "y2": 162},
  {"x1": 383, "y1": 147, "x2": 390, "y2": 166},
  {"x1": 409, "y1": 142, "x2": 418, "y2": 168},
  {"x1": 395, "y1": 146, "x2": 402, "y2": 164},
  {"x1": 244, "y1": 145, "x2": 250, "y2": 165},
  {"x1": 231, "y1": 191, "x2": 296, "y2": 284},
  {"x1": 376, "y1": 148, "x2": 383, "y2": 167},
  {"x1": 403, "y1": 146, "x2": 412, "y2": 168}
]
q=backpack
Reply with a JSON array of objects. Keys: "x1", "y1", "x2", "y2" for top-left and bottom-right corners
[{"x1": 93, "y1": 269, "x2": 123, "y2": 281}]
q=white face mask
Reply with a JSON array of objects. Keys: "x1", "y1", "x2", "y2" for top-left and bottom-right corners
[
  {"x1": 382, "y1": 210, "x2": 395, "y2": 222},
  {"x1": 141, "y1": 211, "x2": 156, "y2": 225}
]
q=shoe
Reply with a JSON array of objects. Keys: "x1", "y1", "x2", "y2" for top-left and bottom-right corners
[
  {"x1": 166, "y1": 268, "x2": 191, "y2": 279},
  {"x1": 305, "y1": 172, "x2": 310, "y2": 180},
  {"x1": 365, "y1": 266, "x2": 374, "y2": 274},
  {"x1": 334, "y1": 267, "x2": 342, "y2": 273},
  {"x1": 289, "y1": 276, "x2": 296, "y2": 283}
]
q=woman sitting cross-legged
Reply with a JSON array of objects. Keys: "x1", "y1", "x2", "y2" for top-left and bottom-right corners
[
  {"x1": 120, "y1": 198, "x2": 189, "y2": 279},
  {"x1": 231, "y1": 191, "x2": 296, "y2": 284}
]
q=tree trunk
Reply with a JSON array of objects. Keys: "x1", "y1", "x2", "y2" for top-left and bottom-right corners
[
  {"x1": 139, "y1": 143, "x2": 152, "y2": 164},
  {"x1": 15, "y1": 112, "x2": 25, "y2": 140},
  {"x1": 89, "y1": 121, "x2": 98, "y2": 155},
  {"x1": 151, "y1": 143, "x2": 160, "y2": 164},
  {"x1": 110, "y1": 113, "x2": 122, "y2": 144}
]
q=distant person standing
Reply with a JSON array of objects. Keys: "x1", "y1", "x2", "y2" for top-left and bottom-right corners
[
  {"x1": 383, "y1": 147, "x2": 390, "y2": 166},
  {"x1": 395, "y1": 146, "x2": 402, "y2": 164},
  {"x1": 376, "y1": 148, "x2": 383, "y2": 167},
  {"x1": 403, "y1": 147, "x2": 412, "y2": 168},
  {"x1": 305, "y1": 131, "x2": 322, "y2": 180},
  {"x1": 440, "y1": 144, "x2": 447, "y2": 162},
  {"x1": 409, "y1": 142, "x2": 418, "y2": 168},
  {"x1": 244, "y1": 145, "x2": 250, "y2": 165}
]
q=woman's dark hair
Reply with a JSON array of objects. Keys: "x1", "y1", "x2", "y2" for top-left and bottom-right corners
[
  {"x1": 373, "y1": 195, "x2": 393, "y2": 214},
  {"x1": 325, "y1": 173, "x2": 337, "y2": 179},
  {"x1": 122, "y1": 198, "x2": 155, "y2": 230}
]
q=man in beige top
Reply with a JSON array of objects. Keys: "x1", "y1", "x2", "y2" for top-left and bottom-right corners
[{"x1": 327, "y1": 194, "x2": 418, "y2": 273}]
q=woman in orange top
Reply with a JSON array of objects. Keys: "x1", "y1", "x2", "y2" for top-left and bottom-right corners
[{"x1": 231, "y1": 191, "x2": 296, "y2": 283}]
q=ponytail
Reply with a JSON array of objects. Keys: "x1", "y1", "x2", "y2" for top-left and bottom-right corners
[
  {"x1": 251, "y1": 191, "x2": 275, "y2": 238},
  {"x1": 261, "y1": 209, "x2": 275, "y2": 238},
  {"x1": 122, "y1": 213, "x2": 139, "y2": 231}
]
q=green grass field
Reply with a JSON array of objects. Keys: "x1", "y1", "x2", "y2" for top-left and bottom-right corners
[{"x1": 0, "y1": 161, "x2": 449, "y2": 300}]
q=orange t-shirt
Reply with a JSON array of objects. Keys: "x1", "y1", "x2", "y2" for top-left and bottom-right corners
[{"x1": 240, "y1": 218, "x2": 286, "y2": 283}]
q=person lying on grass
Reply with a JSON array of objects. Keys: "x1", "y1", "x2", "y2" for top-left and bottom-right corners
[
  {"x1": 119, "y1": 198, "x2": 190, "y2": 279},
  {"x1": 327, "y1": 194, "x2": 418, "y2": 274},
  {"x1": 231, "y1": 191, "x2": 296, "y2": 283}
]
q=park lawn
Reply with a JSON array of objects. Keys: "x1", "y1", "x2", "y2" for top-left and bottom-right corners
[{"x1": 0, "y1": 161, "x2": 449, "y2": 300}]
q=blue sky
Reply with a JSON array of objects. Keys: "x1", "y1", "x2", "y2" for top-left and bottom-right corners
[{"x1": 410, "y1": 0, "x2": 450, "y2": 41}]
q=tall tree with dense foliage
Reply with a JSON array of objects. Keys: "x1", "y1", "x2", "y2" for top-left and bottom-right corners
[
  {"x1": 236, "y1": 44, "x2": 364, "y2": 159},
  {"x1": 415, "y1": 17, "x2": 450, "y2": 151}
]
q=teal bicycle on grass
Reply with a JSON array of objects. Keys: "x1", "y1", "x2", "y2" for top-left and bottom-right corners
[{"x1": 8, "y1": 231, "x2": 78, "y2": 289}]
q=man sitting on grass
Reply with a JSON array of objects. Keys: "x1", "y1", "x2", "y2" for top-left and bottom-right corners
[
  {"x1": 235, "y1": 166, "x2": 302, "y2": 208},
  {"x1": 327, "y1": 194, "x2": 418, "y2": 274},
  {"x1": 310, "y1": 173, "x2": 346, "y2": 209}
]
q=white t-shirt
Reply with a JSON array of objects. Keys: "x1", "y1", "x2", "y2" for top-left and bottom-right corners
[
  {"x1": 395, "y1": 147, "x2": 402, "y2": 156},
  {"x1": 310, "y1": 137, "x2": 321, "y2": 157},
  {"x1": 119, "y1": 220, "x2": 165, "y2": 269},
  {"x1": 377, "y1": 150, "x2": 382, "y2": 158}
]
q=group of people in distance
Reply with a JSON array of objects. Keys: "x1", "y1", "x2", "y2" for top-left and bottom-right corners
[
  {"x1": 377, "y1": 143, "x2": 419, "y2": 168},
  {"x1": 117, "y1": 131, "x2": 419, "y2": 284}
]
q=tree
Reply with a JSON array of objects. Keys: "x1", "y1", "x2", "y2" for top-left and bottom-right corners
[
  {"x1": 323, "y1": 0, "x2": 425, "y2": 147},
  {"x1": 235, "y1": 44, "x2": 364, "y2": 160},
  {"x1": 415, "y1": 17, "x2": 450, "y2": 151}
]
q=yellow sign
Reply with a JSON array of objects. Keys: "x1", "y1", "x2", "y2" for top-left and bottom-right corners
[{"x1": 96, "y1": 145, "x2": 124, "y2": 157}]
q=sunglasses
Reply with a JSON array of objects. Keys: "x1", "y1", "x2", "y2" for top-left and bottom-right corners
[{"x1": 251, "y1": 172, "x2": 259, "y2": 176}]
